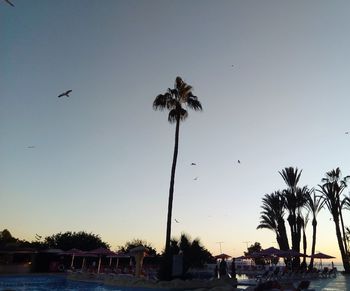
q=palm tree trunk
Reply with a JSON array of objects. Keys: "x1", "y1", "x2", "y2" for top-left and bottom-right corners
[
  {"x1": 302, "y1": 228, "x2": 307, "y2": 264},
  {"x1": 309, "y1": 218, "x2": 317, "y2": 269},
  {"x1": 163, "y1": 117, "x2": 180, "y2": 279},
  {"x1": 339, "y1": 207, "x2": 349, "y2": 257},
  {"x1": 277, "y1": 219, "x2": 290, "y2": 250},
  {"x1": 334, "y1": 217, "x2": 350, "y2": 273}
]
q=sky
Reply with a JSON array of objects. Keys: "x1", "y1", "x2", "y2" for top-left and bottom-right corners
[{"x1": 1, "y1": 0, "x2": 350, "y2": 263}]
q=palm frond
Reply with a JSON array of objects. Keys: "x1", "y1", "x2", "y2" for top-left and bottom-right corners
[
  {"x1": 187, "y1": 97, "x2": 203, "y2": 111},
  {"x1": 153, "y1": 94, "x2": 171, "y2": 110},
  {"x1": 168, "y1": 108, "x2": 188, "y2": 123},
  {"x1": 279, "y1": 167, "x2": 302, "y2": 189},
  {"x1": 168, "y1": 109, "x2": 178, "y2": 123},
  {"x1": 179, "y1": 108, "x2": 188, "y2": 121}
]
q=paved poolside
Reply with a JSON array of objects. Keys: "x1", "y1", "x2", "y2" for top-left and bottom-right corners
[{"x1": 309, "y1": 273, "x2": 350, "y2": 290}]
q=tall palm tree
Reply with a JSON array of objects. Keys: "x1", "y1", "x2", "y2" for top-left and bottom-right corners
[
  {"x1": 318, "y1": 168, "x2": 350, "y2": 273},
  {"x1": 279, "y1": 168, "x2": 307, "y2": 254},
  {"x1": 257, "y1": 191, "x2": 289, "y2": 250},
  {"x1": 322, "y1": 168, "x2": 350, "y2": 258},
  {"x1": 304, "y1": 189, "x2": 324, "y2": 269},
  {"x1": 153, "y1": 77, "x2": 202, "y2": 279}
]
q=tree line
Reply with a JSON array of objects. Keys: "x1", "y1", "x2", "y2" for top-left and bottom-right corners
[
  {"x1": 0, "y1": 229, "x2": 213, "y2": 277},
  {"x1": 257, "y1": 166, "x2": 350, "y2": 272}
]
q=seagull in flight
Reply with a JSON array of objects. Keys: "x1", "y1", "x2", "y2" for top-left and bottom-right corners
[
  {"x1": 191, "y1": 162, "x2": 197, "y2": 166},
  {"x1": 4, "y1": 0, "x2": 15, "y2": 7},
  {"x1": 58, "y1": 90, "x2": 72, "y2": 98}
]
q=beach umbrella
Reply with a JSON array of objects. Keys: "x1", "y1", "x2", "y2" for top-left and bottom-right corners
[
  {"x1": 281, "y1": 249, "x2": 309, "y2": 258},
  {"x1": 73, "y1": 251, "x2": 98, "y2": 270},
  {"x1": 89, "y1": 248, "x2": 116, "y2": 273},
  {"x1": 215, "y1": 253, "x2": 231, "y2": 260},
  {"x1": 61, "y1": 248, "x2": 83, "y2": 268},
  {"x1": 106, "y1": 252, "x2": 130, "y2": 268},
  {"x1": 311, "y1": 252, "x2": 335, "y2": 259},
  {"x1": 310, "y1": 252, "x2": 335, "y2": 269},
  {"x1": 260, "y1": 247, "x2": 286, "y2": 257}
]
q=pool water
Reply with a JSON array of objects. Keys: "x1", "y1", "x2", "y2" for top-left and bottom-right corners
[
  {"x1": 0, "y1": 275, "x2": 111, "y2": 291},
  {"x1": 1, "y1": 274, "x2": 350, "y2": 291}
]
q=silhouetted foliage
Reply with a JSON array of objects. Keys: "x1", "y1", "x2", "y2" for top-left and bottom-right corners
[
  {"x1": 0, "y1": 229, "x2": 19, "y2": 249},
  {"x1": 44, "y1": 231, "x2": 109, "y2": 251},
  {"x1": 167, "y1": 233, "x2": 214, "y2": 277},
  {"x1": 244, "y1": 242, "x2": 267, "y2": 265},
  {"x1": 257, "y1": 191, "x2": 289, "y2": 251},
  {"x1": 318, "y1": 167, "x2": 350, "y2": 273},
  {"x1": 117, "y1": 239, "x2": 158, "y2": 256}
]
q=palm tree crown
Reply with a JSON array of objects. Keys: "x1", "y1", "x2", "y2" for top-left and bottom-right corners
[{"x1": 153, "y1": 76, "x2": 202, "y2": 123}]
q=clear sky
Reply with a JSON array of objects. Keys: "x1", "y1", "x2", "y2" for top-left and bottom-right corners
[{"x1": 1, "y1": 0, "x2": 350, "y2": 262}]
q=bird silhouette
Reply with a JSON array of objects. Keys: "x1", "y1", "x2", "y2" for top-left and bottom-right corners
[
  {"x1": 174, "y1": 219, "x2": 180, "y2": 223},
  {"x1": 58, "y1": 90, "x2": 72, "y2": 98},
  {"x1": 27, "y1": 146, "x2": 35, "y2": 149},
  {"x1": 4, "y1": 0, "x2": 15, "y2": 7},
  {"x1": 191, "y1": 162, "x2": 196, "y2": 166},
  {"x1": 193, "y1": 177, "x2": 198, "y2": 180},
  {"x1": 345, "y1": 132, "x2": 349, "y2": 134},
  {"x1": 237, "y1": 160, "x2": 241, "y2": 164}
]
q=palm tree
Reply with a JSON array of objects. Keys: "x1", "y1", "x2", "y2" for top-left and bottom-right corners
[
  {"x1": 322, "y1": 168, "x2": 350, "y2": 258},
  {"x1": 279, "y1": 167, "x2": 300, "y2": 247},
  {"x1": 279, "y1": 168, "x2": 307, "y2": 253},
  {"x1": 153, "y1": 77, "x2": 202, "y2": 279},
  {"x1": 257, "y1": 191, "x2": 289, "y2": 250},
  {"x1": 318, "y1": 168, "x2": 350, "y2": 273},
  {"x1": 304, "y1": 189, "x2": 324, "y2": 269}
]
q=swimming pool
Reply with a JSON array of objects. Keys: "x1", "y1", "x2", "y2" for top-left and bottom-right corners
[
  {"x1": 0, "y1": 274, "x2": 110, "y2": 291},
  {"x1": 1, "y1": 274, "x2": 350, "y2": 291}
]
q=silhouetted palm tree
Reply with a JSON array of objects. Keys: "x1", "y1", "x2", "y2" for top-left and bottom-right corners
[
  {"x1": 153, "y1": 77, "x2": 202, "y2": 279},
  {"x1": 279, "y1": 168, "x2": 307, "y2": 254},
  {"x1": 304, "y1": 189, "x2": 324, "y2": 269},
  {"x1": 257, "y1": 191, "x2": 289, "y2": 250},
  {"x1": 318, "y1": 168, "x2": 350, "y2": 273},
  {"x1": 322, "y1": 168, "x2": 350, "y2": 258}
]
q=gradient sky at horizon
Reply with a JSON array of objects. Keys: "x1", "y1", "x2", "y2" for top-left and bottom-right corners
[{"x1": 2, "y1": 0, "x2": 350, "y2": 263}]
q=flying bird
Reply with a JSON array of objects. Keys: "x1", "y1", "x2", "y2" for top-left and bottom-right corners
[
  {"x1": 58, "y1": 90, "x2": 72, "y2": 98},
  {"x1": 27, "y1": 146, "x2": 35, "y2": 149},
  {"x1": 174, "y1": 219, "x2": 180, "y2": 223},
  {"x1": 193, "y1": 177, "x2": 198, "y2": 180},
  {"x1": 4, "y1": 0, "x2": 15, "y2": 7},
  {"x1": 345, "y1": 132, "x2": 349, "y2": 134},
  {"x1": 237, "y1": 160, "x2": 241, "y2": 164},
  {"x1": 191, "y1": 162, "x2": 196, "y2": 166}
]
